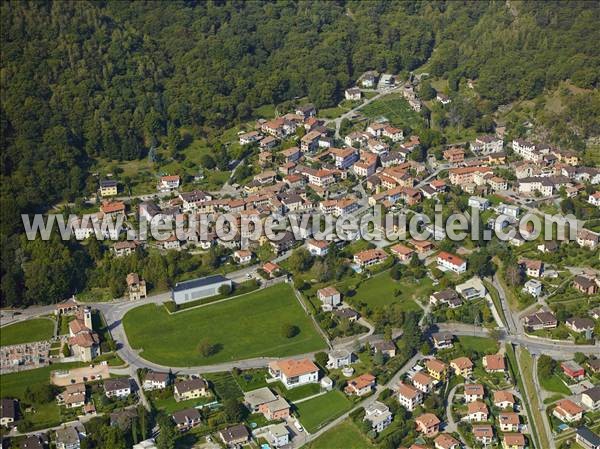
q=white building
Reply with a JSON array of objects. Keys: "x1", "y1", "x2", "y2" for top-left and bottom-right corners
[
  {"x1": 436, "y1": 252, "x2": 467, "y2": 274},
  {"x1": 364, "y1": 401, "x2": 393, "y2": 433},
  {"x1": 523, "y1": 279, "x2": 542, "y2": 297},
  {"x1": 468, "y1": 196, "x2": 490, "y2": 211},
  {"x1": 268, "y1": 359, "x2": 319, "y2": 389},
  {"x1": 104, "y1": 378, "x2": 131, "y2": 399}
]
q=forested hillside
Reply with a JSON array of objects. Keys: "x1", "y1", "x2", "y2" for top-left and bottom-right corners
[{"x1": 1, "y1": 1, "x2": 599, "y2": 307}]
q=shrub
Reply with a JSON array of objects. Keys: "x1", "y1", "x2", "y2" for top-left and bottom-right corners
[{"x1": 281, "y1": 324, "x2": 300, "y2": 338}]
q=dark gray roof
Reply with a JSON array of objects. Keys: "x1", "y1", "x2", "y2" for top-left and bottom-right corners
[
  {"x1": 172, "y1": 408, "x2": 201, "y2": 425},
  {"x1": 220, "y1": 424, "x2": 249, "y2": 443},
  {"x1": 172, "y1": 275, "x2": 229, "y2": 293},
  {"x1": 583, "y1": 386, "x2": 600, "y2": 402},
  {"x1": 1, "y1": 398, "x2": 16, "y2": 419},
  {"x1": 577, "y1": 427, "x2": 600, "y2": 446},
  {"x1": 100, "y1": 179, "x2": 117, "y2": 188},
  {"x1": 104, "y1": 378, "x2": 131, "y2": 392},
  {"x1": 175, "y1": 378, "x2": 207, "y2": 394}
]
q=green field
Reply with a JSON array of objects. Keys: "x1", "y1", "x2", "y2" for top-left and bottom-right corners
[
  {"x1": 360, "y1": 93, "x2": 424, "y2": 129},
  {"x1": 457, "y1": 336, "x2": 499, "y2": 355},
  {"x1": 350, "y1": 271, "x2": 430, "y2": 311},
  {"x1": 539, "y1": 373, "x2": 571, "y2": 396},
  {"x1": 123, "y1": 283, "x2": 327, "y2": 366},
  {"x1": 294, "y1": 390, "x2": 353, "y2": 433},
  {"x1": 0, "y1": 362, "x2": 84, "y2": 429},
  {"x1": 0, "y1": 319, "x2": 55, "y2": 346},
  {"x1": 306, "y1": 419, "x2": 375, "y2": 449}
]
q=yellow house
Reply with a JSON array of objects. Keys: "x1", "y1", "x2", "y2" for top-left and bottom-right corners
[
  {"x1": 99, "y1": 180, "x2": 118, "y2": 197},
  {"x1": 174, "y1": 378, "x2": 210, "y2": 402},
  {"x1": 450, "y1": 357, "x2": 474, "y2": 377},
  {"x1": 425, "y1": 358, "x2": 447, "y2": 381}
]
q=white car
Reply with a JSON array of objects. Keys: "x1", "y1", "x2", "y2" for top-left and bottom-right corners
[{"x1": 294, "y1": 420, "x2": 304, "y2": 432}]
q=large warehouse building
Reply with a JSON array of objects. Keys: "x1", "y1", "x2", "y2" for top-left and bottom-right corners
[{"x1": 171, "y1": 275, "x2": 233, "y2": 305}]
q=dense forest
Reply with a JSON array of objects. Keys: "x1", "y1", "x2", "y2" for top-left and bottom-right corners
[{"x1": 1, "y1": 1, "x2": 599, "y2": 307}]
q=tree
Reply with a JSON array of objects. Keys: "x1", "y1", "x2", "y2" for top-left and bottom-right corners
[
  {"x1": 315, "y1": 351, "x2": 328, "y2": 369},
  {"x1": 197, "y1": 339, "x2": 218, "y2": 357},
  {"x1": 218, "y1": 284, "x2": 232, "y2": 296},
  {"x1": 419, "y1": 81, "x2": 436, "y2": 101},
  {"x1": 282, "y1": 324, "x2": 300, "y2": 338},
  {"x1": 373, "y1": 350, "x2": 384, "y2": 366},
  {"x1": 223, "y1": 398, "x2": 246, "y2": 422},
  {"x1": 62, "y1": 344, "x2": 70, "y2": 357},
  {"x1": 287, "y1": 248, "x2": 313, "y2": 273},
  {"x1": 156, "y1": 415, "x2": 177, "y2": 449}
]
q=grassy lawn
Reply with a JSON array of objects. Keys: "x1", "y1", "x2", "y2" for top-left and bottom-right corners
[
  {"x1": 0, "y1": 319, "x2": 55, "y2": 346},
  {"x1": 519, "y1": 348, "x2": 550, "y2": 449},
  {"x1": 319, "y1": 106, "x2": 346, "y2": 119},
  {"x1": 0, "y1": 362, "x2": 85, "y2": 429},
  {"x1": 123, "y1": 283, "x2": 327, "y2": 366},
  {"x1": 294, "y1": 390, "x2": 353, "y2": 433},
  {"x1": 457, "y1": 336, "x2": 499, "y2": 355},
  {"x1": 350, "y1": 271, "x2": 430, "y2": 312},
  {"x1": 482, "y1": 280, "x2": 507, "y2": 327},
  {"x1": 204, "y1": 372, "x2": 243, "y2": 401},
  {"x1": 276, "y1": 383, "x2": 322, "y2": 402},
  {"x1": 151, "y1": 394, "x2": 214, "y2": 414},
  {"x1": 306, "y1": 419, "x2": 376, "y2": 449},
  {"x1": 540, "y1": 373, "x2": 571, "y2": 396},
  {"x1": 360, "y1": 93, "x2": 424, "y2": 129}
]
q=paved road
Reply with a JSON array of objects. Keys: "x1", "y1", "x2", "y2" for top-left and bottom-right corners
[
  {"x1": 433, "y1": 323, "x2": 600, "y2": 358},
  {"x1": 445, "y1": 383, "x2": 462, "y2": 433}
]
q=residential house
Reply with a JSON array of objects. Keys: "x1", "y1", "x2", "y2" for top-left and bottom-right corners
[
  {"x1": 436, "y1": 93, "x2": 451, "y2": 105},
  {"x1": 345, "y1": 374, "x2": 376, "y2": 396},
  {"x1": 448, "y1": 166, "x2": 493, "y2": 186},
  {"x1": 494, "y1": 391, "x2": 515, "y2": 409},
  {"x1": 415, "y1": 413, "x2": 441, "y2": 437},
  {"x1": 411, "y1": 372, "x2": 434, "y2": 394},
  {"x1": 434, "y1": 434, "x2": 460, "y2": 449},
  {"x1": 345, "y1": 87, "x2": 362, "y2": 100},
  {"x1": 143, "y1": 371, "x2": 170, "y2": 391},
  {"x1": 55, "y1": 426, "x2": 80, "y2": 449},
  {"x1": 498, "y1": 412, "x2": 520, "y2": 432},
  {"x1": 450, "y1": 357, "x2": 473, "y2": 377},
  {"x1": 553, "y1": 399, "x2": 584, "y2": 423},
  {"x1": 577, "y1": 229, "x2": 599, "y2": 250},
  {"x1": 327, "y1": 349, "x2": 352, "y2": 369},
  {"x1": 574, "y1": 275, "x2": 599, "y2": 295},
  {"x1": 390, "y1": 244, "x2": 414, "y2": 262},
  {"x1": 502, "y1": 433, "x2": 526, "y2": 449},
  {"x1": 519, "y1": 258, "x2": 543, "y2": 278},
  {"x1": 158, "y1": 175, "x2": 180, "y2": 192},
  {"x1": 126, "y1": 272, "x2": 147, "y2": 301},
  {"x1": 472, "y1": 135, "x2": 503, "y2": 154},
  {"x1": 464, "y1": 384, "x2": 484, "y2": 403},
  {"x1": 382, "y1": 125, "x2": 403, "y2": 142},
  {"x1": 483, "y1": 354, "x2": 505, "y2": 373},
  {"x1": 257, "y1": 423, "x2": 289, "y2": 447},
  {"x1": 172, "y1": 408, "x2": 202, "y2": 431},
  {"x1": 364, "y1": 401, "x2": 393, "y2": 433},
  {"x1": 436, "y1": 251, "x2": 467, "y2": 274},
  {"x1": 57, "y1": 383, "x2": 86, "y2": 409},
  {"x1": 262, "y1": 261, "x2": 281, "y2": 278},
  {"x1": 317, "y1": 286, "x2": 341, "y2": 311},
  {"x1": 582, "y1": 386, "x2": 600, "y2": 410},
  {"x1": 473, "y1": 425, "x2": 494, "y2": 445},
  {"x1": 104, "y1": 378, "x2": 131, "y2": 399},
  {"x1": 523, "y1": 279, "x2": 542, "y2": 297},
  {"x1": 431, "y1": 332, "x2": 454, "y2": 349},
  {"x1": 455, "y1": 277, "x2": 486, "y2": 301},
  {"x1": 425, "y1": 359, "x2": 448, "y2": 381},
  {"x1": 523, "y1": 310, "x2": 557, "y2": 330},
  {"x1": 589, "y1": 192, "x2": 600, "y2": 206},
  {"x1": 372, "y1": 340, "x2": 396, "y2": 358},
  {"x1": 179, "y1": 190, "x2": 212, "y2": 213},
  {"x1": 113, "y1": 240, "x2": 138, "y2": 257},
  {"x1": 443, "y1": 147, "x2": 465, "y2": 164},
  {"x1": 307, "y1": 239, "x2": 329, "y2": 257},
  {"x1": 466, "y1": 401, "x2": 489, "y2": 422},
  {"x1": 174, "y1": 378, "x2": 209, "y2": 402},
  {"x1": 1, "y1": 398, "x2": 17, "y2": 427},
  {"x1": 397, "y1": 382, "x2": 423, "y2": 411},
  {"x1": 268, "y1": 358, "x2": 319, "y2": 389},
  {"x1": 576, "y1": 426, "x2": 600, "y2": 449},
  {"x1": 353, "y1": 248, "x2": 388, "y2": 268},
  {"x1": 20, "y1": 435, "x2": 48, "y2": 449},
  {"x1": 100, "y1": 200, "x2": 125, "y2": 218},
  {"x1": 99, "y1": 179, "x2": 118, "y2": 197},
  {"x1": 219, "y1": 424, "x2": 250, "y2": 447},
  {"x1": 333, "y1": 308, "x2": 359, "y2": 322},
  {"x1": 239, "y1": 130, "x2": 262, "y2": 145},
  {"x1": 233, "y1": 249, "x2": 253, "y2": 265},
  {"x1": 295, "y1": 104, "x2": 316, "y2": 119},
  {"x1": 561, "y1": 361, "x2": 586, "y2": 381},
  {"x1": 566, "y1": 317, "x2": 595, "y2": 334},
  {"x1": 301, "y1": 130, "x2": 322, "y2": 152},
  {"x1": 468, "y1": 196, "x2": 490, "y2": 211}
]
